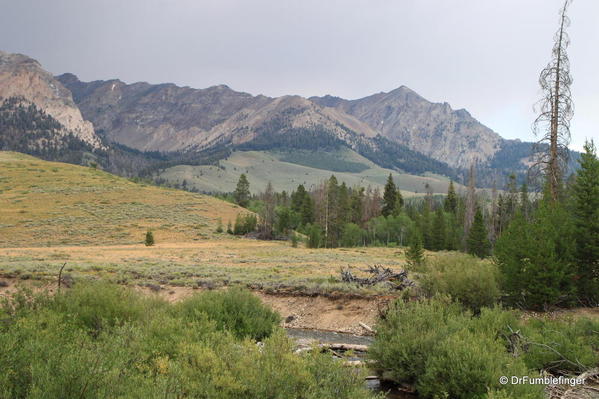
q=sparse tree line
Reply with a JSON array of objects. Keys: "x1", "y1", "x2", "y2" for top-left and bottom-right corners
[{"x1": 224, "y1": 136, "x2": 598, "y2": 310}]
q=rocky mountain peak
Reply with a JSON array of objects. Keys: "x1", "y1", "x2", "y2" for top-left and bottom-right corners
[{"x1": 0, "y1": 52, "x2": 101, "y2": 148}]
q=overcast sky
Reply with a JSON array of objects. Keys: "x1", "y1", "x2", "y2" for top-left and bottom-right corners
[{"x1": 1, "y1": 0, "x2": 597, "y2": 150}]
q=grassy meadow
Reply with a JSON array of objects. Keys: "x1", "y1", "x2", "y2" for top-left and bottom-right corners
[
  {"x1": 0, "y1": 151, "x2": 245, "y2": 247},
  {"x1": 0, "y1": 151, "x2": 407, "y2": 295},
  {"x1": 158, "y1": 149, "x2": 457, "y2": 195}
]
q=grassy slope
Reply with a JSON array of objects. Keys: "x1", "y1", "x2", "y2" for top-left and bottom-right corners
[
  {"x1": 159, "y1": 149, "x2": 459, "y2": 195},
  {"x1": 0, "y1": 151, "x2": 245, "y2": 247},
  {"x1": 0, "y1": 241, "x2": 408, "y2": 295}
]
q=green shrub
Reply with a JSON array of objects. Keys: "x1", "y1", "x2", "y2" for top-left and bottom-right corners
[
  {"x1": 419, "y1": 253, "x2": 500, "y2": 312},
  {"x1": 369, "y1": 297, "x2": 544, "y2": 399},
  {"x1": 144, "y1": 230, "x2": 154, "y2": 246},
  {"x1": 233, "y1": 213, "x2": 257, "y2": 235},
  {"x1": 50, "y1": 281, "x2": 160, "y2": 334},
  {"x1": 177, "y1": 287, "x2": 281, "y2": 341},
  {"x1": 369, "y1": 296, "x2": 467, "y2": 384},
  {"x1": 519, "y1": 317, "x2": 599, "y2": 374},
  {"x1": 0, "y1": 283, "x2": 378, "y2": 399},
  {"x1": 417, "y1": 330, "x2": 541, "y2": 399},
  {"x1": 305, "y1": 224, "x2": 322, "y2": 248},
  {"x1": 340, "y1": 223, "x2": 366, "y2": 247}
]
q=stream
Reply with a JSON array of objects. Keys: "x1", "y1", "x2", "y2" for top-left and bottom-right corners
[{"x1": 285, "y1": 328, "x2": 417, "y2": 399}]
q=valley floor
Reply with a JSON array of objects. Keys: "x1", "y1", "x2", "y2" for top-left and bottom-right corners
[{"x1": 0, "y1": 239, "x2": 405, "y2": 333}]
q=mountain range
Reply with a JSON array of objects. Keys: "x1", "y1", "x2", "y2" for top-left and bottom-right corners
[{"x1": 0, "y1": 50, "x2": 535, "y2": 193}]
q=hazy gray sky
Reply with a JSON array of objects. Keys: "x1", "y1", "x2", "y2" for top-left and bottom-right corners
[{"x1": 1, "y1": 0, "x2": 597, "y2": 150}]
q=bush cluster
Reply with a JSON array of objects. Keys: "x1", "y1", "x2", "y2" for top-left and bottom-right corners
[
  {"x1": 418, "y1": 253, "x2": 500, "y2": 312},
  {"x1": 233, "y1": 213, "x2": 257, "y2": 235},
  {"x1": 369, "y1": 296, "x2": 599, "y2": 399},
  {"x1": 0, "y1": 283, "x2": 377, "y2": 399}
]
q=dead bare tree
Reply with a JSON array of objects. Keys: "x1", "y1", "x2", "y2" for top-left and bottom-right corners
[
  {"x1": 532, "y1": 0, "x2": 573, "y2": 201},
  {"x1": 464, "y1": 164, "x2": 476, "y2": 245}
]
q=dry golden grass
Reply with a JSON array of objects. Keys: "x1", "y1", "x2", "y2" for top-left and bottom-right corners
[
  {"x1": 0, "y1": 151, "x2": 245, "y2": 247},
  {"x1": 0, "y1": 151, "x2": 411, "y2": 295},
  {"x1": 0, "y1": 239, "x2": 408, "y2": 294}
]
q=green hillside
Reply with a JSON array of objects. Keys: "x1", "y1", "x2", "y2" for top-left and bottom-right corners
[
  {"x1": 158, "y1": 148, "x2": 458, "y2": 195},
  {"x1": 0, "y1": 151, "x2": 246, "y2": 247}
]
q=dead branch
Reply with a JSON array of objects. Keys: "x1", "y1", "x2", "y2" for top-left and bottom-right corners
[
  {"x1": 340, "y1": 265, "x2": 413, "y2": 290},
  {"x1": 57, "y1": 262, "x2": 66, "y2": 293}
]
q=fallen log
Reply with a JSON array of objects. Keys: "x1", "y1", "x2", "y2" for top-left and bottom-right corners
[
  {"x1": 325, "y1": 343, "x2": 368, "y2": 352},
  {"x1": 359, "y1": 322, "x2": 374, "y2": 333}
]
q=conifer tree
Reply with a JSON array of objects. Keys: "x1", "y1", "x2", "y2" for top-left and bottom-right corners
[
  {"x1": 300, "y1": 195, "x2": 314, "y2": 226},
  {"x1": 349, "y1": 187, "x2": 365, "y2": 225},
  {"x1": 291, "y1": 184, "x2": 308, "y2": 213},
  {"x1": 394, "y1": 189, "x2": 404, "y2": 215},
  {"x1": 444, "y1": 180, "x2": 458, "y2": 214},
  {"x1": 467, "y1": 207, "x2": 490, "y2": 258},
  {"x1": 431, "y1": 208, "x2": 446, "y2": 251},
  {"x1": 495, "y1": 199, "x2": 576, "y2": 309},
  {"x1": 406, "y1": 230, "x2": 425, "y2": 269},
  {"x1": 571, "y1": 140, "x2": 599, "y2": 303},
  {"x1": 233, "y1": 174, "x2": 251, "y2": 208},
  {"x1": 520, "y1": 183, "x2": 530, "y2": 220},
  {"x1": 144, "y1": 231, "x2": 154, "y2": 246},
  {"x1": 382, "y1": 174, "x2": 397, "y2": 217}
]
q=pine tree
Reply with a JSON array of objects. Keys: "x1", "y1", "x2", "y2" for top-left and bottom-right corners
[
  {"x1": 571, "y1": 140, "x2": 599, "y2": 303},
  {"x1": 467, "y1": 207, "x2": 490, "y2": 258},
  {"x1": 349, "y1": 187, "x2": 365, "y2": 225},
  {"x1": 431, "y1": 208, "x2": 446, "y2": 251},
  {"x1": 495, "y1": 199, "x2": 576, "y2": 309},
  {"x1": 444, "y1": 180, "x2": 458, "y2": 214},
  {"x1": 300, "y1": 195, "x2": 314, "y2": 226},
  {"x1": 144, "y1": 231, "x2": 154, "y2": 246},
  {"x1": 421, "y1": 198, "x2": 433, "y2": 250},
  {"x1": 520, "y1": 183, "x2": 530, "y2": 220},
  {"x1": 233, "y1": 174, "x2": 251, "y2": 208},
  {"x1": 406, "y1": 230, "x2": 425, "y2": 269},
  {"x1": 382, "y1": 174, "x2": 397, "y2": 217},
  {"x1": 291, "y1": 184, "x2": 307, "y2": 213},
  {"x1": 394, "y1": 189, "x2": 404, "y2": 215}
]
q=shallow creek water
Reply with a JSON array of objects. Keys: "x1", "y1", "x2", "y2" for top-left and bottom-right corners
[{"x1": 285, "y1": 328, "x2": 417, "y2": 399}]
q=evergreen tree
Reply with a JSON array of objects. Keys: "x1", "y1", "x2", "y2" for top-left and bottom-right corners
[
  {"x1": 444, "y1": 180, "x2": 458, "y2": 214},
  {"x1": 495, "y1": 199, "x2": 577, "y2": 309},
  {"x1": 406, "y1": 230, "x2": 425, "y2": 269},
  {"x1": 571, "y1": 140, "x2": 599, "y2": 303},
  {"x1": 337, "y1": 182, "x2": 351, "y2": 226},
  {"x1": 144, "y1": 231, "x2": 154, "y2": 246},
  {"x1": 421, "y1": 199, "x2": 433, "y2": 250},
  {"x1": 520, "y1": 183, "x2": 530, "y2": 220},
  {"x1": 394, "y1": 189, "x2": 404, "y2": 215},
  {"x1": 431, "y1": 208, "x2": 446, "y2": 251},
  {"x1": 349, "y1": 187, "x2": 365, "y2": 225},
  {"x1": 233, "y1": 174, "x2": 251, "y2": 208},
  {"x1": 382, "y1": 174, "x2": 397, "y2": 217},
  {"x1": 291, "y1": 184, "x2": 307, "y2": 213},
  {"x1": 467, "y1": 207, "x2": 490, "y2": 258},
  {"x1": 300, "y1": 195, "x2": 314, "y2": 226},
  {"x1": 325, "y1": 176, "x2": 340, "y2": 247}
]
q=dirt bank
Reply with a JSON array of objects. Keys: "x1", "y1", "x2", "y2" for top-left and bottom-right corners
[{"x1": 0, "y1": 278, "x2": 392, "y2": 334}]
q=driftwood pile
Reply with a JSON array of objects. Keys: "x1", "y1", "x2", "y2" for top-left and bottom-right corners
[{"x1": 340, "y1": 265, "x2": 413, "y2": 290}]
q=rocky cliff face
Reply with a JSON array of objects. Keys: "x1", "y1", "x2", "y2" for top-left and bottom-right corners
[
  {"x1": 0, "y1": 51, "x2": 101, "y2": 148},
  {"x1": 310, "y1": 86, "x2": 503, "y2": 169},
  {"x1": 60, "y1": 71, "x2": 504, "y2": 169},
  {"x1": 57, "y1": 74, "x2": 379, "y2": 153}
]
